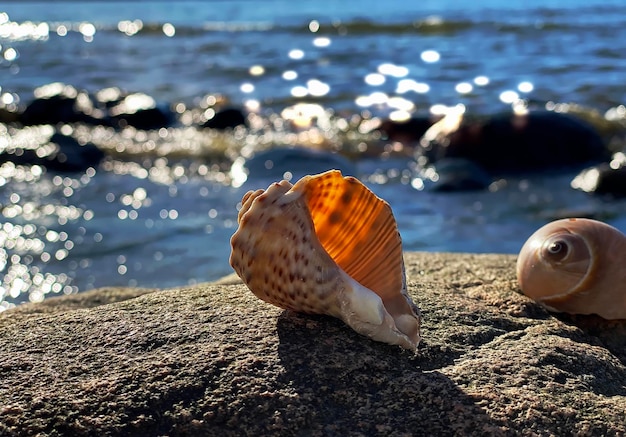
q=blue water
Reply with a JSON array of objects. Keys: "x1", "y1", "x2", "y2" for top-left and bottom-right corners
[{"x1": 1, "y1": 0, "x2": 625, "y2": 309}]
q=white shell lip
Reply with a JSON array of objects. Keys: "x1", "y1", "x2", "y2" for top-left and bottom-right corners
[{"x1": 338, "y1": 269, "x2": 420, "y2": 351}]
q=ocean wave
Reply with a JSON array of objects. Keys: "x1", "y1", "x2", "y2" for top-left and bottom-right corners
[{"x1": 3, "y1": 13, "x2": 626, "y2": 42}]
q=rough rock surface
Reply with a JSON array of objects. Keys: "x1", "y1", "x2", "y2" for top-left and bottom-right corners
[{"x1": 1, "y1": 252, "x2": 625, "y2": 436}]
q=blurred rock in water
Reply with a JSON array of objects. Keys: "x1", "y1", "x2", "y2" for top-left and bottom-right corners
[
  {"x1": 378, "y1": 116, "x2": 442, "y2": 144},
  {"x1": 0, "y1": 128, "x2": 104, "y2": 172},
  {"x1": 541, "y1": 102, "x2": 626, "y2": 150},
  {"x1": 107, "y1": 93, "x2": 175, "y2": 130},
  {"x1": 0, "y1": 101, "x2": 20, "y2": 124},
  {"x1": 19, "y1": 85, "x2": 175, "y2": 130},
  {"x1": 20, "y1": 84, "x2": 108, "y2": 127},
  {"x1": 419, "y1": 111, "x2": 610, "y2": 174},
  {"x1": 201, "y1": 108, "x2": 247, "y2": 130},
  {"x1": 572, "y1": 156, "x2": 626, "y2": 198}
]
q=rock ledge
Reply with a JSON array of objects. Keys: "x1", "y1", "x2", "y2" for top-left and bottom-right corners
[{"x1": 1, "y1": 252, "x2": 625, "y2": 436}]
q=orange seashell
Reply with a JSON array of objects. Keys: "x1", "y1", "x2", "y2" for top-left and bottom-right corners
[
  {"x1": 229, "y1": 170, "x2": 421, "y2": 350},
  {"x1": 516, "y1": 218, "x2": 626, "y2": 319}
]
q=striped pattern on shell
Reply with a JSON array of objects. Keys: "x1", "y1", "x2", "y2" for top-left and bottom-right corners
[{"x1": 229, "y1": 170, "x2": 421, "y2": 350}]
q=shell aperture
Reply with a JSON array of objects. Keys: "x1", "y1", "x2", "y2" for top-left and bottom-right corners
[
  {"x1": 516, "y1": 218, "x2": 626, "y2": 319},
  {"x1": 229, "y1": 170, "x2": 421, "y2": 350}
]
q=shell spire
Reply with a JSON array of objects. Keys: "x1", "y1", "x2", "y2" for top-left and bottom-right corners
[{"x1": 229, "y1": 170, "x2": 421, "y2": 350}]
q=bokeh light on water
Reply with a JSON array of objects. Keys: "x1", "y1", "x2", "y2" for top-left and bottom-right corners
[
  {"x1": 1, "y1": 1, "x2": 626, "y2": 310},
  {"x1": 0, "y1": 164, "x2": 83, "y2": 310},
  {"x1": 0, "y1": 155, "x2": 246, "y2": 311},
  {"x1": 0, "y1": 94, "x2": 399, "y2": 310}
]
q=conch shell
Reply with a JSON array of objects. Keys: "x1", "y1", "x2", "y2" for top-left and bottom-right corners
[
  {"x1": 229, "y1": 170, "x2": 421, "y2": 350},
  {"x1": 516, "y1": 218, "x2": 626, "y2": 319}
]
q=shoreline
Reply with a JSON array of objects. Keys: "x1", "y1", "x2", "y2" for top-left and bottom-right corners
[
  {"x1": 2, "y1": 91, "x2": 625, "y2": 311},
  {"x1": 1, "y1": 251, "x2": 625, "y2": 435}
]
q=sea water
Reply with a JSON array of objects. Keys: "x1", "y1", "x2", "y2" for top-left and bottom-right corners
[{"x1": 0, "y1": 0, "x2": 625, "y2": 308}]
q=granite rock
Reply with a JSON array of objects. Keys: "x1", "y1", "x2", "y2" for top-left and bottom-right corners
[{"x1": 1, "y1": 252, "x2": 625, "y2": 436}]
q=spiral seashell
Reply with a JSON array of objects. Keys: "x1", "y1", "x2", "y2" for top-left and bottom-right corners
[
  {"x1": 229, "y1": 170, "x2": 421, "y2": 350},
  {"x1": 516, "y1": 218, "x2": 626, "y2": 319}
]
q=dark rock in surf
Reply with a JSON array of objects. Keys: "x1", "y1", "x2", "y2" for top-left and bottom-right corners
[
  {"x1": 47, "y1": 132, "x2": 105, "y2": 172},
  {"x1": 0, "y1": 100, "x2": 20, "y2": 124},
  {"x1": 20, "y1": 91, "x2": 107, "y2": 127},
  {"x1": 0, "y1": 129, "x2": 104, "y2": 172},
  {"x1": 201, "y1": 108, "x2": 247, "y2": 130},
  {"x1": 420, "y1": 111, "x2": 610, "y2": 174},
  {"x1": 572, "y1": 161, "x2": 626, "y2": 197},
  {"x1": 21, "y1": 94, "x2": 76, "y2": 126},
  {"x1": 379, "y1": 116, "x2": 441, "y2": 143},
  {"x1": 108, "y1": 93, "x2": 174, "y2": 130},
  {"x1": 110, "y1": 106, "x2": 173, "y2": 130}
]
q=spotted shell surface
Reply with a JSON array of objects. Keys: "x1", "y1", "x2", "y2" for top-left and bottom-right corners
[
  {"x1": 516, "y1": 217, "x2": 626, "y2": 319},
  {"x1": 229, "y1": 170, "x2": 421, "y2": 350}
]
